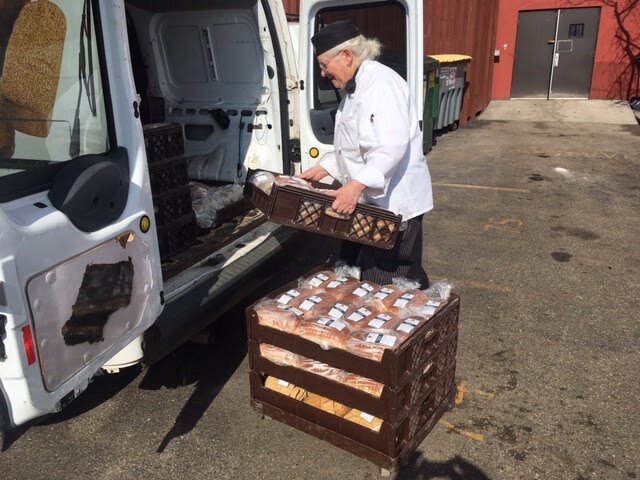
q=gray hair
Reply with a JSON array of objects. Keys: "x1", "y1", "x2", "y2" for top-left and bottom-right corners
[{"x1": 325, "y1": 34, "x2": 382, "y2": 63}]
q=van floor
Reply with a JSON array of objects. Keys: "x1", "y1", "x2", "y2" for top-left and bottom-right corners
[{"x1": 161, "y1": 206, "x2": 266, "y2": 280}]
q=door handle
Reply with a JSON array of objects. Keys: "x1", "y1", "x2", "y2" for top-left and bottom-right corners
[{"x1": 548, "y1": 40, "x2": 555, "y2": 44}]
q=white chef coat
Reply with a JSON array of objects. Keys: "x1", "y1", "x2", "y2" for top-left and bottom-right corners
[{"x1": 319, "y1": 59, "x2": 433, "y2": 220}]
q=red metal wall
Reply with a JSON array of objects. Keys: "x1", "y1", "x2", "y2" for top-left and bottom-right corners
[
  {"x1": 281, "y1": 0, "x2": 500, "y2": 126},
  {"x1": 492, "y1": 0, "x2": 640, "y2": 100}
]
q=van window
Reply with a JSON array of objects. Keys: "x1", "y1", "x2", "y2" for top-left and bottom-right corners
[
  {"x1": 0, "y1": 0, "x2": 110, "y2": 198},
  {"x1": 312, "y1": 1, "x2": 407, "y2": 110}
]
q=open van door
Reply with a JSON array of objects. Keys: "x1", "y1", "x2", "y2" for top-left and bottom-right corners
[
  {"x1": 297, "y1": 0, "x2": 424, "y2": 172},
  {"x1": 0, "y1": 0, "x2": 162, "y2": 426}
]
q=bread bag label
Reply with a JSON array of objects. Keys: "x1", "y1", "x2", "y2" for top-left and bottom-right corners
[
  {"x1": 347, "y1": 307, "x2": 371, "y2": 322},
  {"x1": 317, "y1": 317, "x2": 347, "y2": 331},
  {"x1": 327, "y1": 277, "x2": 349, "y2": 289},
  {"x1": 278, "y1": 304, "x2": 304, "y2": 317},
  {"x1": 393, "y1": 293, "x2": 415, "y2": 308},
  {"x1": 396, "y1": 318, "x2": 420, "y2": 334},
  {"x1": 308, "y1": 273, "x2": 329, "y2": 287},
  {"x1": 365, "y1": 332, "x2": 397, "y2": 347},
  {"x1": 360, "y1": 412, "x2": 375, "y2": 422},
  {"x1": 277, "y1": 379, "x2": 290, "y2": 387},
  {"x1": 352, "y1": 282, "x2": 375, "y2": 297},
  {"x1": 328, "y1": 303, "x2": 349, "y2": 319},
  {"x1": 299, "y1": 295, "x2": 323, "y2": 311},
  {"x1": 367, "y1": 313, "x2": 392, "y2": 329},
  {"x1": 277, "y1": 289, "x2": 300, "y2": 304},
  {"x1": 373, "y1": 287, "x2": 394, "y2": 300}
]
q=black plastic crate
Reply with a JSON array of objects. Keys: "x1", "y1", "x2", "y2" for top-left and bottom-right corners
[
  {"x1": 244, "y1": 169, "x2": 402, "y2": 249},
  {"x1": 149, "y1": 156, "x2": 189, "y2": 192},
  {"x1": 250, "y1": 364, "x2": 456, "y2": 470},
  {"x1": 153, "y1": 185, "x2": 194, "y2": 226},
  {"x1": 143, "y1": 123, "x2": 184, "y2": 163},
  {"x1": 157, "y1": 213, "x2": 198, "y2": 260}
]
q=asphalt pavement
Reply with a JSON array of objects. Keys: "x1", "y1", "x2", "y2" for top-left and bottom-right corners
[{"x1": 2, "y1": 100, "x2": 639, "y2": 480}]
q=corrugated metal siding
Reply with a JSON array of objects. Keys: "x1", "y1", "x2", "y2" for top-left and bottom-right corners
[{"x1": 282, "y1": 0, "x2": 499, "y2": 125}]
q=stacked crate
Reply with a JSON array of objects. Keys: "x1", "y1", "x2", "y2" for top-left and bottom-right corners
[
  {"x1": 143, "y1": 123, "x2": 198, "y2": 260},
  {"x1": 247, "y1": 278, "x2": 459, "y2": 471}
]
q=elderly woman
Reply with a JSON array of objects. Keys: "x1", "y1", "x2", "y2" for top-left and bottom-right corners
[{"x1": 298, "y1": 21, "x2": 433, "y2": 288}]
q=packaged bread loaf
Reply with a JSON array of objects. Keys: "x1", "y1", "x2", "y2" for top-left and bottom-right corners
[
  {"x1": 323, "y1": 276, "x2": 362, "y2": 299},
  {"x1": 255, "y1": 300, "x2": 304, "y2": 333},
  {"x1": 264, "y1": 376, "x2": 308, "y2": 401},
  {"x1": 342, "y1": 372, "x2": 384, "y2": 398},
  {"x1": 388, "y1": 315, "x2": 431, "y2": 343},
  {"x1": 303, "y1": 392, "x2": 350, "y2": 417},
  {"x1": 300, "y1": 270, "x2": 337, "y2": 290},
  {"x1": 248, "y1": 170, "x2": 276, "y2": 193},
  {"x1": 367, "y1": 284, "x2": 405, "y2": 310},
  {"x1": 338, "y1": 281, "x2": 381, "y2": 305},
  {"x1": 310, "y1": 300, "x2": 352, "y2": 322},
  {"x1": 295, "y1": 292, "x2": 332, "y2": 315},
  {"x1": 385, "y1": 289, "x2": 430, "y2": 313},
  {"x1": 341, "y1": 303, "x2": 380, "y2": 329},
  {"x1": 343, "y1": 408, "x2": 383, "y2": 432},
  {"x1": 259, "y1": 343, "x2": 302, "y2": 367},
  {"x1": 295, "y1": 316, "x2": 350, "y2": 350},
  {"x1": 345, "y1": 328, "x2": 401, "y2": 362}
]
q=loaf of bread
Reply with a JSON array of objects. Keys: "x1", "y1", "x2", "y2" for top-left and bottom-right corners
[
  {"x1": 342, "y1": 372, "x2": 384, "y2": 398},
  {"x1": 345, "y1": 328, "x2": 401, "y2": 362},
  {"x1": 300, "y1": 270, "x2": 337, "y2": 290},
  {"x1": 259, "y1": 343, "x2": 302, "y2": 367},
  {"x1": 368, "y1": 284, "x2": 404, "y2": 310},
  {"x1": 275, "y1": 175, "x2": 313, "y2": 190},
  {"x1": 295, "y1": 292, "x2": 332, "y2": 315},
  {"x1": 343, "y1": 408, "x2": 383, "y2": 432},
  {"x1": 339, "y1": 281, "x2": 381, "y2": 305},
  {"x1": 361, "y1": 311, "x2": 398, "y2": 331},
  {"x1": 264, "y1": 376, "x2": 308, "y2": 401},
  {"x1": 274, "y1": 287, "x2": 306, "y2": 306},
  {"x1": 341, "y1": 303, "x2": 380, "y2": 329},
  {"x1": 248, "y1": 170, "x2": 276, "y2": 193},
  {"x1": 255, "y1": 300, "x2": 304, "y2": 333},
  {"x1": 323, "y1": 276, "x2": 362, "y2": 300},
  {"x1": 303, "y1": 392, "x2": 350, "y2": 417},
  {"x1": 295, "y1": 316, "x2": 350, "y2": 350},
  {"x1": 388, "y1": 315, "x2": 430, "y2": 343},
  {"x1": 1, "y1": 0, "x2": 66, "y2": 137},
  {"x1": 296, "y1": 357, "x2": 347, "y2": 384},
  {"x1": 386, "y1": 289, "x2": 430, "y2": 313},
  {"x1": 310, "y1": 300, "x2": 352, "y2": 322}
]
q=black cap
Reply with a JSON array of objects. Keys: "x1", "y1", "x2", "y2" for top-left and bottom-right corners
[{"x1": 311, "y1": 21, "x2": 360, "y2": 55}]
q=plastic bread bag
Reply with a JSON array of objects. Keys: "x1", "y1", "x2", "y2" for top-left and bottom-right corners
[
  {"x1": 361, "y1": 311, "x2": 398, "y2": 332},
  {"x1": 295, "y1": 292, "x2": 332, "y2": 315},
  {"x1": 323, "y1": 276, "x2": 362, "y2": 300},
  {"x1": 341, "y1": 372, "x2": 384, "y2": 398},
  {"x1": 299, "y1": 270, "x2": 337, "y2": 290},
  {"x1": 333, "y1": 262, "x2": 361, "y2": 280},
  {"x1": 339, "y1": 280, "x2": 382, "y2": 305},
  {"x1": 386, "y1": 289, "x2": 430, "y2": 314},
  {"x1": 344, "y1": 327, "x2": 401, "y2": 362},
  {"x1": 248, "y1": 170, "x2": 276, "y2": 193},
  {"x1": 296, "y1": 357, "x2": 348, "y2": 384},
  {"x1": 424, "y1": 280, "x2": 454, "y2": 301},
  {"x1": 275, "y1": 174, "x2": 313, "y2": 190},
  {"x1": 342, "y1": 303, "x2": 381, "y2": 329},
  {"x1": 294, "y1": 315, "x2": 351, "y2": 350},
  {"x1": 255, "y1": 298, "x2": 305, "y2": 333},
  {"x1": 343, "y1": 408, "x2": 383, "y2": 432},
  {"x1": 388, "y1": 314, "x2": 431, "y2": 343},
  {"x1": 259, "y1": 343, "x2": 302, "y2": 367},
  {"x1": 274, "y1": 287, "x2": 305, "y2": 306},
  {"x1": 190, "y1": 181, "x2": 219, "y2": 228},
  {"x1": 303, "y1": 392, "x2": 350, "y2": 417},
  {"x1": 264, "y1": 376, "x2": 308, "y2": 401},
  {"x1": 311, "y1": 300, "x2": 352, "y2": 322}
]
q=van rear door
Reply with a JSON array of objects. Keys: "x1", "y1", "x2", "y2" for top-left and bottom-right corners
[
  {"x1": 297, "y1": 0, "x2": 424, "y2": 173},
  {"x1": 0, "y1": 0, "x2": 162, "y2": 423}
]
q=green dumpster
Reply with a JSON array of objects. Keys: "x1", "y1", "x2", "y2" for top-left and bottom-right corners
[
  {"x1": 422, "y1": 56, "x2": 439, "y2": 153},
  {"x1": 429, "y1": 54, "x2": 472, "y2": 130}
]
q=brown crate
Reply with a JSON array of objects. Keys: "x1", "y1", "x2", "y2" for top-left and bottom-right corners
[
  {"x1": 246, "y1": 294, "x2": 459, "y2": 389},
  {"x1": 249, "y1": 333, "x2": 457, "y2": 424},
  {"x1": 152, "y1": 184, "x2": 194, "y2": 226},
  {"x1": 249, "y1": 365, "x2": 456, "y2": 470},
  {"x1": 143, "y1": 123, "x2": 184, "y2": 163},
  {"x1": 243, "y1": 169, "x2": 402, "y2": 249}
]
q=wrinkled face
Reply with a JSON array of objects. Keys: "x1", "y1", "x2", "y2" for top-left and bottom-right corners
[{"x1": 317, "y1": 49, "x2": 354, "y2": 90}]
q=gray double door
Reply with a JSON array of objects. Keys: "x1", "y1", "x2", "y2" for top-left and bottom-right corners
[{"x1": 511, "y1": 8, "x2": 600, "y2": 99}]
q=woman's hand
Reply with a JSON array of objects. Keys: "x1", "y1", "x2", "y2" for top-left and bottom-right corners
[
  {"x1": 297, "y1": 164, "x2": 329, "y2": 182},
  {"x1": 325, "y1": 180, "x2": 366, "y2": 214}
]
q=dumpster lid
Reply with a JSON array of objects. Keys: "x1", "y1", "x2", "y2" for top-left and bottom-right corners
[{"x1": 429, "y1": 54, "x2": 472, "y2": 64}]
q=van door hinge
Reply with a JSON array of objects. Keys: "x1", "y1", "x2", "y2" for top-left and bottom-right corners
[
  {"x1": 0, "y1": 314, "x2": 7, "y2": 359},
  {"x1": 0, "y1": 282, "x2": 5, "y2": 306}
]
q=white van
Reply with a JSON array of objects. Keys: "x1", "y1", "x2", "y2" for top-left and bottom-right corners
[{"x1": 0, "y1": 0, "x2": 423, "y2": 446}]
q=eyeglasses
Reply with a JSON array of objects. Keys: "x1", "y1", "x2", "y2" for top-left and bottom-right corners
[{"x1": 318, "y1": 51, "x2": 342, "y2": 71}]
